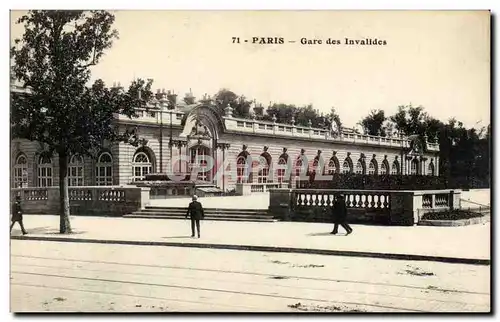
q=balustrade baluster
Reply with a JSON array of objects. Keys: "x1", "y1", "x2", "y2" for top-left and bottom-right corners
[
  {"x1": 363, "y1": 195, "x2": 369, "y2": 208},
  {"x1": 297, "y1": 193, "x2": 304, "y2": 206},
  {"x1": 383, "y1": 195, "x2": 390, "y2": 208},
  {"x1": 314, "y1": 194, "x2": 320, "y2": 206}
]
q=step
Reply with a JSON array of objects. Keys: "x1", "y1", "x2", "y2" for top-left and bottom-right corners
[
  {"x1": 130, "y1": 211, "x2": 275, "y2": 220},
  {"x1": 145, "y1": 207, "x2": 267, "y2": 214},
  {"x1": 124, "y1": 214, "x2": 277, "y2": 222},
  {"x1": 139, "y1": 209, "x2": 270, "y2": 216}
]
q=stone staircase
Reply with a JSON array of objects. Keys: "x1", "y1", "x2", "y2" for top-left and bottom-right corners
[{"x1": 125, "y1": 206, "x2": 278, "y2": 223}]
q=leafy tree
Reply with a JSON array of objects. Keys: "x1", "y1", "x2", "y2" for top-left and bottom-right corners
[
  {"x1": 359, "y1": 109, "x2": 387, "y2": 136},
  {"x1": 11, "y1": 10, "x2": 154, "y2": 233},
  {"x1": 213, "y1": 88, "x2": 252, "y2": 118}
]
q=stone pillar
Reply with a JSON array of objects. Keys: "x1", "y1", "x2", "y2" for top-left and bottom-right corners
[
  {"x1": 389, "y1": 191, "x2": 420, "y2": 226},
  {"x1": 268, "y1": 188, "x2": 293, "y2": 221}
]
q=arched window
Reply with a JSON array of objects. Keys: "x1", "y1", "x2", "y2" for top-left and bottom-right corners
[
  {"x1": 96, "y1": 152, "x2": 113, "y2": 186},
  {"x1": 368, "y1": 160, "x2": 377, "y2": 175},
  {"x1": 257, "y1": 154, "x2": 271, "y2": 183},
  {"x1": 14, "y1": 154, "x2": 28, "y2": 188},
  {"x1": 380, "y1": 160, "x2": 389, "y2": 175},
  {"x1": 295, "y1": 158, "x2": 304, "y2": 177},
  {"x1": 410, "y1": 159, "x2": 419, "y2": 175},
  {"x1": 236, "y1": 156, "x2": 247, "y2": 183},
  {"x1": 190, "y1": 146, "x2": 210, "y2": 181},
  {"x1": 391, "y1": 161, "x2": 400, "y2": 175},
  {"x1": 277, "y1": 158, "x2": 287, "y2": 183},
  {"x1": 132, "y1": 151, "x2": 152, "y2": 181},
  {"x1": 428, "y1": 162, "x2": 435, "y2": 176},
  {"x1": 355, "y1": 160, "x2": 364, "y2": 174},
  {"x1": 327, "y1": 157, "x2": 338, "y2": 175},
  {"x1": 69, "y1": 155, "x2": 84, "y2": 186},
  {"x1": 38, "y1": 154, "x2": 53, "y2": 187},
  {"x1": 342, "y1": 160, "x2": 352, "y2": 174}
]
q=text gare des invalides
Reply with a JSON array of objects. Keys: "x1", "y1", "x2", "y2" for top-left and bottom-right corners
[{"x1": 232, "y1": 37, "x2": 388, "y2": 46}]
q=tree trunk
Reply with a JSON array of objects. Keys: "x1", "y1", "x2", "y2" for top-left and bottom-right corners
[{"x1": 58, "y1": 151, "x2": 72, "y2": 234}]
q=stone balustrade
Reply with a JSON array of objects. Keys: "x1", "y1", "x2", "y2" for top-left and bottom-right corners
[
  {"x1": 115, "y1": 108, "x2": 184, "y2": 126},
  {"x1": 10, "y1": 186, "x2": 151, "y2": 217},
  {"x1": 224, "y1": 116, "x2": 434, "y2": 150},
  {"x1": 236, "y1": 182, "x2": 289, "y2": 195},
  {"x1": 268, "y1": 188, "x2": 461, "y2": 226}
]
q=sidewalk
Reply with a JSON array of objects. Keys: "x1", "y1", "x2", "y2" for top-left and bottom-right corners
[{"x1": 11, "y1": 215, "x2": 490, "y2": 265}]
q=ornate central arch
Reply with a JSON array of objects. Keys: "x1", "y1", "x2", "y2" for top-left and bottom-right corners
[{"x1": 180, "y1": 105, "x2": 226, "y2": 184}]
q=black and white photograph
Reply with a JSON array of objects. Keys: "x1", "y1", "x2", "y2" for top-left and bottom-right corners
[{"x1": 8, "y1": 9, "x2": 491, "y2": 313}]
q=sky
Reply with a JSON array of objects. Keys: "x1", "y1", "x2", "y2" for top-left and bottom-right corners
[{"x1": 10, "y1": 10, "x2": 490, "y2": 129}]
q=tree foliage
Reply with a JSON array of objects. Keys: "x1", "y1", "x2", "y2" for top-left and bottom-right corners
[
  {"x1": 11, "y1": 10, "x2": 154, "y2": 233},
  {"x1": 359, "y1": 109, "x2": 387, "y2": 136}
]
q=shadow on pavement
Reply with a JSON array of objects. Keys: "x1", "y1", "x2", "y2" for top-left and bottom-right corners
[
  {"x1": 161, "y1": 236, "x2": 192, "y2": 239},
  {"x1": 307, "y1": 232, "x2": 335, "y2": 237},
  {"x1": 11, "y1": 226, "x2": 87, "y2": 236}
]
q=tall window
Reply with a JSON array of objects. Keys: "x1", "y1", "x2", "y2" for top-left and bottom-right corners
[
  {"x1": 294, "y1": 158, "x2": 304, "y2": 187},
  {"x1": 368, "y1": 160, "x2": 377, "y2": 175},
  {"x1": 132, "y1": 151, "x2": 152, "y2": 181},
  {"x1": 410, "y1": 159, "x2": 419, "y2": 175},
  {"x1": 69, "y1": 155, "x2": 84, "y2": 186},
  {"x1": 38, "y1": 154, "x2": 53, "y2": 187},
  {"x1": 391, "y1": 161, "x2": 400, "y2": 175},
  {"x1": 236, "y1": 156, "x2": 247, "y2": 183},
  {"x1": 14, "y1": 154, "x2": 28, "y2": 188},
  {"x1": 96, "y1": 152, "x2": 113, "y2": 186},
  {"x1": 355, "y1": 160, "x2": 364, "y2": 174},
  {"x1": 428, "y1": 162, "x2": 435, "y2": 176},
  {"x1": 190, "y1": 146, "x2": 210, "y2": 181},
  {"x1": 380, "y1": 161, "x2": 389, "y2": 175},
  {"x1": 257, "y1": 155, "x2": 271, "y2": 183},
  {"x1": 277, "y1": 158, "x2": 287, "y2": 183},
  {"x1": 327, "y1": 158, "x2": 337, "y2": 175},
  {"x1": 342, "y1": 160, "x2": 351, "y2": 174}
]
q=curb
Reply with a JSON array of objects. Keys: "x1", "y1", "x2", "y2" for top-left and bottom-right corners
[
  {"x1": 11, "y1": 235, "x2": 490, "y2": 266},
  {"x1": 418, "y1": 216, "x2": 489, "y2": 227}
]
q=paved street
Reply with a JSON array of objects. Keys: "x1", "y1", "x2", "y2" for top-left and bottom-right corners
[
  {"x1": 10, "y1": 240, "x2": 490, "y2": 312},
  {"x1": 11, "y1": 215, "x2": 491, "y2": 262}
]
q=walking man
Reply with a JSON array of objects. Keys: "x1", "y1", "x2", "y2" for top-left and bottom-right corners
[
  {"x1": 10, "y1": 195, "x2": 27, "y2": 235},
  {"x1": 185, "y1": 195, "x2": 205, "y2": 238},
  {"x1": 331, "y1": 194, "x2": 353, "y2": 235}
]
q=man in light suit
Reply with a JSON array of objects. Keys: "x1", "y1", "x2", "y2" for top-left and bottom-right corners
[{"x1": 186, "y1": 195, "x2": 205, "y2": 238}]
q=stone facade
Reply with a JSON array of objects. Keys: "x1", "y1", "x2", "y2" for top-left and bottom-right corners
[{"x1": 11, "y1": 100, "x2": 440, "y2": 192}]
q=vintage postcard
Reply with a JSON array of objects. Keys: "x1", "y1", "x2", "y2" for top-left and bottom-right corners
[{"x1": 9, "y1": 10, "x2": 490, "y2": 313}]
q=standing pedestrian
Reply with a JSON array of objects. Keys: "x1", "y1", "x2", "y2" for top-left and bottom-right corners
[
  {"x1": 10, "y1": 195, "x2": 27, "y2": 235},
  {"x1": 185, "y1": 195, "x2": 205, "y2": 238},
  {"x1": 330, "y1": 194, "x2": 353, "y2": 235}
]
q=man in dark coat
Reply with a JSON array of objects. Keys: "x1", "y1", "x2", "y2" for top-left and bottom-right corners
[
  {"x1": 11, "y1": 195, "x2": 27, "y2": 235},
  {"x1": 186, "y1": 195, "x2": 205, "y2": 238},
  {"x1": 331, "y1": 194, "x2": 353, "y2": 235}
]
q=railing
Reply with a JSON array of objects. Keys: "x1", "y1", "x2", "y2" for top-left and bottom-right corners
[
  {"x1": 435, "y1": 194, "x2": 449, "y2": 208},
  {"x1": 250, "y1": 182, "x2": 284, "y2": 193},
  {"x1": 293, "y1": 189, "x2": 391, "y2": 210},
  {"x1": 269, "y1": 187, "x2": 461, "y2": 225},
  {"x1": 11, "y1": 186, "x2": 150, "y2": 216},
  {"x1": 227, "y1": 117, "x2": 415, "y2": 149},
  {"x1": 22, "y1": 188, "x2": 49, "y2": 201}
]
